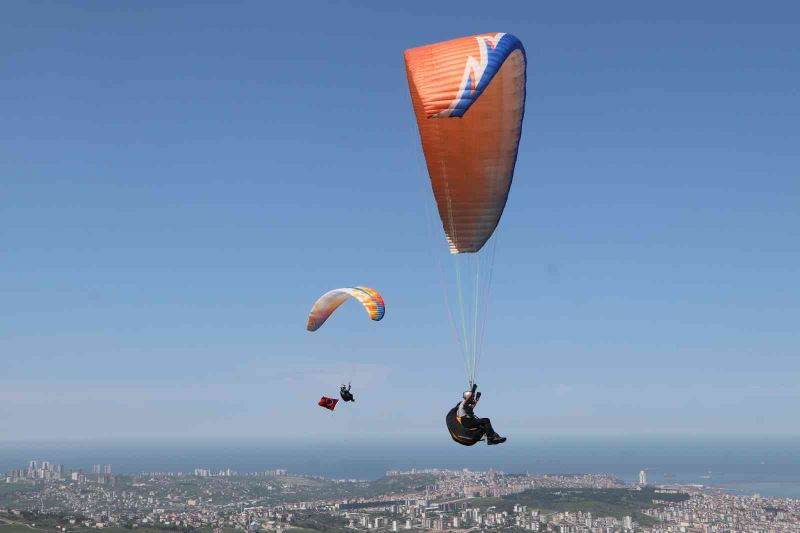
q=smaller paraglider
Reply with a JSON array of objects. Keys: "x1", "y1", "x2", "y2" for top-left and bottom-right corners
[
  {"x1": 306, "y1": 287, "x2": 385, "y2": 332},
  {"x1": 308, "y1": 288, "x2": 381, "y2": 415},
  {"x1": 339, "y1": 383, "x2": 355, "y2": 402},
  {"x1": 318, "y1": 396, "x2": 339, "y2": 411}
]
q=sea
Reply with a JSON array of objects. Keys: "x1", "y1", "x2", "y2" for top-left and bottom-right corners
[{"x1": 1, "y1": 436, "x2": 798, "y2": 499}]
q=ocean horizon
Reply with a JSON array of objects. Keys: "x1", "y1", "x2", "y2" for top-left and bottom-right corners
[{"x1": 2, "y1": 435, "x2": 799, "y2": 499}]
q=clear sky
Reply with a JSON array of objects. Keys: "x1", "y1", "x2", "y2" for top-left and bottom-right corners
[{"x1": 2, "y1": 1, "x2": 798, "y2": 441}]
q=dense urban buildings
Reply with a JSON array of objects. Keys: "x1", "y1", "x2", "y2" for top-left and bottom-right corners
[{"x1": 3, "y1": 460, "x2": 799, "y2": 532}]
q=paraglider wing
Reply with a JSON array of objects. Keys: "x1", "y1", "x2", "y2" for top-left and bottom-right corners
[
  {"x1": 318, "y1": 396, "x2": 339, "y2": 411},
  {"x1": 306, "y1": 287, "x2": 385, "y2": 332},
  {"x1": 405, "y1": 33, "x2": 526, "y2": 253},
  {"x1": 404, "y1": 32, "x2": 526, "y2": 387}
]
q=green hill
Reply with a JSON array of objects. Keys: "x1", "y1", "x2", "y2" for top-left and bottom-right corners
[{"x1": 474, "y1": 486, "x2": 689, "y2": 526}]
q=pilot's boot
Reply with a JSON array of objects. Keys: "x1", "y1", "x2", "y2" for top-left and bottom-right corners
[{"x1": 487, "y1": 435, "x2": 507, "y2": 445}]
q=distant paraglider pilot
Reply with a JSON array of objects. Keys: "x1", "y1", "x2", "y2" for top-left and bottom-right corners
[
  {"x1": 340, "y1": 383, "x2": 355, "y2": 402},
  {"x1": 446, "y1": 385, "x2": 506, "y2": 446}
]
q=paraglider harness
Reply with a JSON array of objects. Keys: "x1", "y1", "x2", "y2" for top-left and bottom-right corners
[
  {"x1": 446, "y1": 383, "x2": 485, "y2": 446},
  {"x1": 340, "y1": 383, "x2": 355, "y2": 402}
]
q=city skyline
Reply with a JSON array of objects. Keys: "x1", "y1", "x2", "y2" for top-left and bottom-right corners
[{"x1": 3, "y1": 459, "x2": 799, "y2": 532}]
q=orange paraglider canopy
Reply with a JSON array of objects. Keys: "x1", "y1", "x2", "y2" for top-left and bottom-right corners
[{"x1": 405, "y1": 33, "x2": 526, "y2": 254}]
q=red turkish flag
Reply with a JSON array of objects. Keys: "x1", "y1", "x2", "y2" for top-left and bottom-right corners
[{"x1": 318, "y1": 396, "x2": 339, "y2": 411}]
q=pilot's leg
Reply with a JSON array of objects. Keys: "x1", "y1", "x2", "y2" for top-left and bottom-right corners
[
  {"x1": 478, "y1": 417, "x2": 499, "y2": 439},
  {"x1": 461, "y1": 417, "x2": 481, "y2": 431}
]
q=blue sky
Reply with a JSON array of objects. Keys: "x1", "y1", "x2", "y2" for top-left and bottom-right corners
[{"x1": 2, "y1": 1, "x2": 798, "y2": 441}]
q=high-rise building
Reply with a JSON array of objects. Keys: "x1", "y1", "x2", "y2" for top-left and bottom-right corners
[
  {"x1": 92, "y1": 464, "x2": 101, "y2": 474},
  {"x1": 623, "y1": 515, "x2": 633, "y2": 529},
  {"x1": 639, "y1": 469, "x2": 647, "y2": 485},
  {"x1": 104, "y1": 464, "x2": 112, "y2": 474}
]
